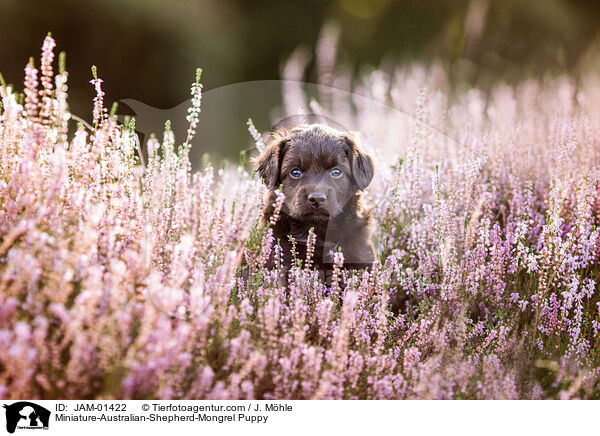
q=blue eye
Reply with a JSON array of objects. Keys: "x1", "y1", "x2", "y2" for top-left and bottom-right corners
[
  {"x1": 330, "y1": 167, "x2": 342, "y2": 178},
  {"x1": 290, "y1": 168, "x2": 302, "y2": 179}
]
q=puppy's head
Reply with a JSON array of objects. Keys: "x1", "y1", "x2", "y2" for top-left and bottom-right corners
[{"x1": 255, "y1": 124, "x2": 374, "y2": 224}]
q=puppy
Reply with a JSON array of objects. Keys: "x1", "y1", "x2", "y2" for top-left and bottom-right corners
[{"x1": 249, "y1": 124, "x2": 375, "y2": 280}]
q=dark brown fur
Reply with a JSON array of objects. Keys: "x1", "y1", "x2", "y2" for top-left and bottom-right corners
[{"x1": 247, "y1": 124, "x2": 376, "y2": 279}]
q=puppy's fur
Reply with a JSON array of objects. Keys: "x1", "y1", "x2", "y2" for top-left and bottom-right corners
[{"x1": 251, "y1": 124, "x2": 375, "y2": 276}]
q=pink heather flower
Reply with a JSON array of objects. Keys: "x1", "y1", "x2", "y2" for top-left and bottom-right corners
[
  {"x1": 247, "y1": 118, "x2": 265, "y2": 153},
  {"x1": 39, "y1": 35, "x2": 56, "y2": 121},
  {"x1": 269, "y1": 188, "x2": 285, "y2": 226},
  {"x1": 89, "y1": 67, "x2": 105, "y2": 127},
  {"x1": 183, "y1": 68, "x2": 203, "y2": 155},
  {"x1": 23, "y1": 59, "x2": 39, "y2": 119},
  {"x1": 517, "y1": 299, "x2": 530, "y2": 312},
  {"x1": 304, "y1": 227, "x2": 317, "y2": 271}
]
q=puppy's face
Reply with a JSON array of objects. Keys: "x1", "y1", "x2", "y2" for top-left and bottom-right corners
[{"x1": 256, "y1": 124, "x2": 374, "y2": 224}]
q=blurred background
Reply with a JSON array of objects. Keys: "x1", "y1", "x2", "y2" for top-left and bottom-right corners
[{"x1": 2, "y1": 0, "x2": 600, "y2": 161}]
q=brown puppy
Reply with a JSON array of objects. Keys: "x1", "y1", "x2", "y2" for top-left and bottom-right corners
[{"x1": 253, "y1": 124, "x2": 375, "y2": 279}]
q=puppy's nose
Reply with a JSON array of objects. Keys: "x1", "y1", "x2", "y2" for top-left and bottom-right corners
[{"x1": 308, "y1": 192, "x2": 327, "y2": 207}]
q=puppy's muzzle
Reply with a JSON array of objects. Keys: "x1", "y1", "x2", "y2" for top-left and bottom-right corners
[{"x1": 307, "y1": 192, "x2": 327, "y2": 208}]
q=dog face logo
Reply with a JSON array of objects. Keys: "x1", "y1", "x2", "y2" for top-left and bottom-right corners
[{"x1": 2, "y1": 402, "x2": 50, "y2": 433}]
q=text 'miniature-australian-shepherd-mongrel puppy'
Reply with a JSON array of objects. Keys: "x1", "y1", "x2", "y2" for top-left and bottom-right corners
[{"x1": 243, "y1": 123, "x2": 376, "y2": 281}]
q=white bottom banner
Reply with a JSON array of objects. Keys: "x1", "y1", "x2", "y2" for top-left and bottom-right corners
[{"x1": 0, "y1": 400, "x2": 596, "y2": 435}]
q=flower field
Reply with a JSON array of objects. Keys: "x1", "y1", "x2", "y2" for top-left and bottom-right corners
[{"x1": 1, "y1": 36, "x2": 600, "y2": 399}]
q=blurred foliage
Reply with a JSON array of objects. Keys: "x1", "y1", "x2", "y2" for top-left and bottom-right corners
[{"x1": 1, "y1": 0, "x2": 600, "y2": 159}]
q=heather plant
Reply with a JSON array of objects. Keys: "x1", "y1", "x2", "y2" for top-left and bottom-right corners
[{"x1": 1, "y1": 35, "x2": 600, "y2": 400}]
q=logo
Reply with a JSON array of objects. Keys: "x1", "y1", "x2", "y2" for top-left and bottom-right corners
[{"x1": 2, "y1": 402, "x2": 50, "y2": 434}]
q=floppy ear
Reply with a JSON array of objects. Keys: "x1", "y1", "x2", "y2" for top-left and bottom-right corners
[
  {"x1": 254, "y1": 129, "x2": 288, "y2": 189},
  {"x1": 344, "y1": 132, "x2": 374, "y2": 190}
]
